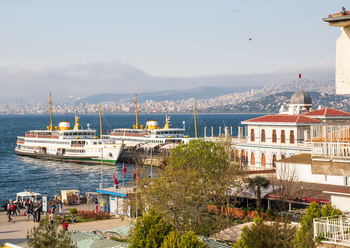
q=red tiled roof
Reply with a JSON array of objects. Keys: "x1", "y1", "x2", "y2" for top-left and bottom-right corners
[
  {"x1": 304, "y1": 108, "x2": 350, "y2": 117},
  {"x1": 328, "y1": 11, "x2": 350, "y2": 18},
  {"x1": 244, "y1": 114, "x2": 322, "y2": 123}
]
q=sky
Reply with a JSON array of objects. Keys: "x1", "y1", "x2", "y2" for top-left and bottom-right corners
[{"x1": 0, "y1": 1, "x2": 347, "y2": 103}]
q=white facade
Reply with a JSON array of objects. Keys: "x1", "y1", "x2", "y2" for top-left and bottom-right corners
[
  {"x1": 329, "y1": 194, "x2": 350, "y2": 212},
  {"x1": 276, "y1": 158, "x2": 346, "y2": 186},
  {"x1": 336, "y1": 26, "x2": 350, "y2": 95}
]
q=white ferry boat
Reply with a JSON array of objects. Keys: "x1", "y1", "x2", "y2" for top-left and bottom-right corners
[
  {"x1": 15, "y1": 94, "x2": 124, "y2": 165},
  {"x1": 107, "y1": 115, "x2": 191, "y2": 147},
  {"x1": 105, "y1": 94, "x2": 192, "y2": 148}
]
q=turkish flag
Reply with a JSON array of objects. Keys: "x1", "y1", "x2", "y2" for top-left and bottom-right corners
[
  {"x1": 123, "y1": 163, "x2": 127, "y2": 174},
  {"x1": 299, "y1": 74, "x2": 301, "y2": 79},
  {"x1": 113, "y1": 174, "x2": 119, "y2": 185}
]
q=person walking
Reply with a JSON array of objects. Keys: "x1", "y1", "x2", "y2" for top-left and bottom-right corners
[
  {"x1": 10, "y1": 202, "x2": 15, "y2": 217},
  {"x1": 13, "y1": 204, "x2": 17, "y2": 216},
  {"x1": 26, "y1": 208, "x2": 30, "y2": 222},
  {"x1": 16, "y1": 202, "x2": 20, "y2": 215}
]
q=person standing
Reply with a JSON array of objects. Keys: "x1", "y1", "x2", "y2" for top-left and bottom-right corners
[
  {"x1": 94, "y1": 199, "x2": 98, "y2": 212},
  {"x1": 7, "y1": 202, "x2": 12, "y2": 222},
  {"x1": 58, "y1": 202, "x2": 62, "y2": 215},
  {"x1": 49, "y1": 212, "x2": 54, "y2": 226},
  {"x1": 52, "y1": 204, "x2": 56, "y2": 215},
  {"x1": 25, "y1": 199, "x2": 29, "y2": 215},
  {"x1": 32, "y1": 207, "x2": 37, "y2": 223},
  {"x1": 62, "y1": 218, "x2": 68, "y2": 232},
  {"x1": 37, "y1": 205, "x2": 42, "y2": 222}
]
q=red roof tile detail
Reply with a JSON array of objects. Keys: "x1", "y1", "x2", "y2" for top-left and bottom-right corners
[
  {"x1": 304, "y1": 108, "x2": 350, "y2": 117},
  {"x1": 244, "y1": 115, "x2": 322, "y2": 123},
  {"x1": 328, "y1": 11, "x2": 350, "y2": 18}
]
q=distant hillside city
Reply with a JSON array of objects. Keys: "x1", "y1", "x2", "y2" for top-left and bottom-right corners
[{"x1": 1, "y1": 79, "x2": 348, "y2": 115}]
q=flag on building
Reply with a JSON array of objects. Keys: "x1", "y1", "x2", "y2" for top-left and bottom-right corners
[{"x1": 299, "y1": 74, "x2": 302, "y2": 79}]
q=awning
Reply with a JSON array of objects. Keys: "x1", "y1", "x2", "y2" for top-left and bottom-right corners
[
  {"x1": 140, "y1": 143, "x2": 161, "y2": 149},
  {"x1": 124, "y1": 141, "x2": 142, "y2": 148},
  {"x1": 103, "y1": 223, "x2": 135, "y2": 236},
  {"x1": 160, "y1": 144, "x2": 178, "y2": 150}
]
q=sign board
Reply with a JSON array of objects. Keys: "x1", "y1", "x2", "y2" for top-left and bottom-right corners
[{"x1": 42, "y1": 195, "x2": 48, "y2": 213}]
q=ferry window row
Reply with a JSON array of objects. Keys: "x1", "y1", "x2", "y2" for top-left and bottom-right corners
[
  {"x1": 63, "y1": 132, "x2": 95, "y2": 136},
  {"x1": 157, "y1": 131, "x2": 184, "y2": 134},
  {"x1": 25, "y1": 139, "x2": 70, "y2": 145},
  {"x1": 66, "y1": 149, "x2": 85, "y2": 153},
  {"x1": 251, "y1": 129, "x2": 295, "y2": 144}
]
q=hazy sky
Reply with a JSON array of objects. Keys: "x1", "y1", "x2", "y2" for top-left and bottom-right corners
[{"x1": 0, "y1": 1, "x2": 347, "y2": 103}]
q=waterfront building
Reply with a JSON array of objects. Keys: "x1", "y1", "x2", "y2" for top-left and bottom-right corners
[{"x1": 233, "y1": 90, "x2": 350, "y2": 169}]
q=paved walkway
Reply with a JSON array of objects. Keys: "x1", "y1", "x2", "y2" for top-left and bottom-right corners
[{"x1": 0, "y1": 204, "x2": 132, "y2": 248}]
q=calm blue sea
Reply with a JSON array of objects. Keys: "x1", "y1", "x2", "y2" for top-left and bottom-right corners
[{"x1": 0, "y1": 113, "x2": 262, "y2": 202}]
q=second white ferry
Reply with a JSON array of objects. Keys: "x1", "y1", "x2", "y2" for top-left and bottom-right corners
[{"x1": 105, "y1": 94, "x2": 192, "y2": 148}]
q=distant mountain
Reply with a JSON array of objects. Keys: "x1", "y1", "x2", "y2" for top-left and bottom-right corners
[{"x1": 79, "y1": 86, "x2": 255, "y2": 104}]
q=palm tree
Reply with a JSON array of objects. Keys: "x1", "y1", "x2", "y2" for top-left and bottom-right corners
[{"x1": 248, "y1": 176, "x2": 270, "y2": 214}]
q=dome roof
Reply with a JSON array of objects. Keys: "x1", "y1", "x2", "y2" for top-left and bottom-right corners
[{"x1": 290, "y1": 90, "x2": 312, "y2": 105}]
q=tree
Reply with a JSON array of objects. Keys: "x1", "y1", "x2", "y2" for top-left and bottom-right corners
[
  {"x1": 248, "y1": 176, "x2": 270, "y2": 214},
  {"x1": 294, "y1": 202, "x2": 342, "y2": 248},
  {"x1": 233, "y1": 216, "x2": 297, "y2": 248},
  {"x1": 138, "y1": 139, "x2": 242, "y2": 235},
  {"x1": 321, "y1": 203, "x2": 342, "y2": 217},
  {"x1": 268, "y1": 163, "x2": 302, "y2": 211},
  {"x1": 27, "y1": 221, "x2": 77, "y2": 248},
  {"x1": 294, "y1": 202, "x2": 321, "y2": 248},
  {"x1": 161, "y1": 231, "x2": 207, "y2": 248},
  {"x1": 131, "y1": 210, "x2": 173, "y2": 248}
]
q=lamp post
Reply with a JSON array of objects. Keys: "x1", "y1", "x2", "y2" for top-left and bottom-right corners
[
  {"x1": 151, "y1": 148, "x2": 153, "y2": 179},
  {"x1": 100, "y1": 148, "x2": 104, "y2": 189}
]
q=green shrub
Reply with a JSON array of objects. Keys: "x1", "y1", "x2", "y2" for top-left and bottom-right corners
[
  {"x1": 266, "y1": 209, "x2": 275, "y2": 220},
  {"x1": 70, "y1": 208, "x2": 78, "y2": 215}
]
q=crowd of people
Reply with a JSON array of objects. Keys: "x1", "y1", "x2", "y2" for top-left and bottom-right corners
[{"x1": 3, "y1": 193, "x2": 73, "y2": 231}]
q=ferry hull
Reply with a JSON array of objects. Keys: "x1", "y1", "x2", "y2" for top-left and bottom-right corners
[{"x1": 15, "y1": 149, "x2": 118, "y2": 165}]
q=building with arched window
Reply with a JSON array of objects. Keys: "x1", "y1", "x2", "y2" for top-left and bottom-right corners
[{"x1": 232, "y1": 90, "x2": 350, "y2": 169}]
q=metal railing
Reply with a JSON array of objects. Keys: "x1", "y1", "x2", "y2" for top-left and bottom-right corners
[{"x1": 314, "y1": 215, "x2": 350, "y2": 244}]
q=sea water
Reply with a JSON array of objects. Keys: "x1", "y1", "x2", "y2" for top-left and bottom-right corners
[{"x1": 0, "y1": 113, "x2": 262, "y2": 202}]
